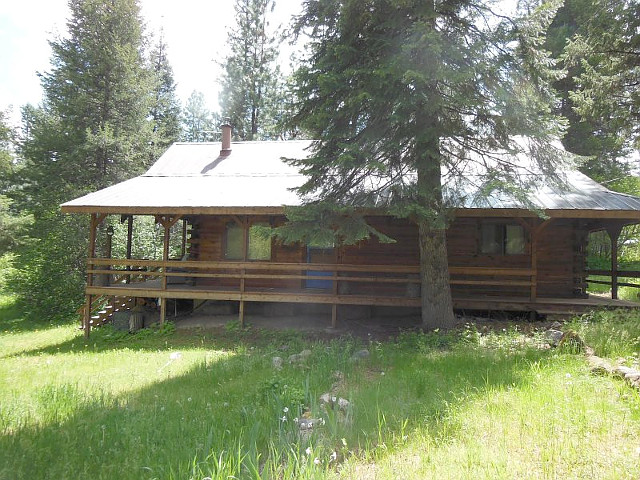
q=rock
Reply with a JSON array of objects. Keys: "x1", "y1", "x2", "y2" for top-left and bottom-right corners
[
  {"x1": 350, "y1": 349, "x2": 370, "y2": 361},
  {"x1": 549, "y1": 321, "x2": 563, "y2": 330},
  {"x1": 296, "y1": 417, "x2": 324, "y2": 430},
  {"x1": 319, "y1": 392, "x2": 350, "y2": 412},
  {"x1": 288, "y1": 349, "x2": 312, "y2": 364},
  {"x1": 544, "y1": 329, "x2": 564, "y2": 347},
  {"x1": 272, "y1": 356, "x2": 283, "y2": 370}
]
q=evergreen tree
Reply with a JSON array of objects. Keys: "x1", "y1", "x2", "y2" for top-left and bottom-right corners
[
  {"x1": 0, "y1": 110, "x2": 32, "y2": 257},
  {"x1": 149, "y1": 32, "x2": 182, "y2": 157},
  {"x1": 12, "y1": 0, "x2": 160, "y2": 320},
  {"x1": 563, "y1": 0, "x2": 639, "y2": 164},
  {"x1": 284, "y1": 0, "x2": 564, "y2": 329},
  {"x1": 547, "y1": 0, "x2": 635, "y2": 182},
  {"x1": 181, "y1": 91, "x2": 218, "y2": 142},
  {"x1": 218, "y1": 0, "x2": 283, "y2": 140},
  {"x1": 38, "y1": 0, "x2": 154, "y2": 190}
]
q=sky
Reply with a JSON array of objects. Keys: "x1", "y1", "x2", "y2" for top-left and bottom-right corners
[{"x1": 0, "y1": 0, "x2": 303, "y2": 124}]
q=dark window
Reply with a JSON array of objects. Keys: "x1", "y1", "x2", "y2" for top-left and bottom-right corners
[
  {"x1": 480, "y1": 223, "x2": 525, "y2": 255},
  {"x1": 224, "y1": 222, "x2": 272, "y2": 260}
]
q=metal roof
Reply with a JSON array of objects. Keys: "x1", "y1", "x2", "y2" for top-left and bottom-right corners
[{"x1": 61, "y1": 140, "x2": 640, "y2": 218}]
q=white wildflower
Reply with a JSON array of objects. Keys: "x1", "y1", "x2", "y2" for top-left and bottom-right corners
[
  {"x1": 281, "y1": 416, "x2": 287, "y2": 422},
  {"x1": 314, "y1": 458, "x2": 320, "y2": 465},
  {"x1": 565, "y1": 373, "x2": 572, "y2": 378},
  {"x1": 306, "y1": 447, "x2": 312, "y2": 455},
  {"x1": 329, "y1": 451, "x2": 337, "y2": 463},
  {"x1": 187, "y1": 397, "x2": 192, "y2": 402},
  {"x1": 283, "y1": 407, "x2": 289, "y2": 413}
]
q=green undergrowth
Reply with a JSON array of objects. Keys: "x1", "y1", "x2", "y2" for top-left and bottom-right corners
[{"x1": 1, "y1": 295, "x2": 639, "y2": 479}]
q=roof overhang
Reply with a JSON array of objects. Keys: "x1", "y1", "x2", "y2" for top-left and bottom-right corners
[{"x1": 59, "y1": 204, "x2": 640, "y2": 222}]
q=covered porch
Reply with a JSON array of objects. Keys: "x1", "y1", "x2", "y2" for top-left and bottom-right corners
[{"x1": 79, "y1": 210, "x2": 640, "y2": 337}]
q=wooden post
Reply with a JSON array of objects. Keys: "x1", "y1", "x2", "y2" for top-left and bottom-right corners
[
  {"x1": 153, "y1": 214, "x2": 182, "y2": 326},
  {"x1": 239, "y1": 217, "x2": 248, "y2": 328},
  {"x1": 530, "y1": 218, "x2": 554, "y2": 301},
  {"x1": 606, "y1": 224, "x2": 623, "y2": 300},
  {"x1": 125, "y1": 215, "x2": 133, "y2": 284},
  {"x1": 181, "y1": 218, "x2": 187, "y2": 258},
  {"x1": 160, "y1": 218, "x2": 170, "y2": 325},
  {"x1": 84, "y1": 213, "x2": 106, "y2": 338}
]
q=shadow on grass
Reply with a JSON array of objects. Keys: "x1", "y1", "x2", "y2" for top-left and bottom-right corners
[
  {"x1": 0, "y1": 295, "x2": 68, "y2": 334},
  {"x1": 4, "y1": 320, "x2": 320, "y2": 359},
  {"x1": 0, "y1": 329, "x2": 552, "y2": 480}
]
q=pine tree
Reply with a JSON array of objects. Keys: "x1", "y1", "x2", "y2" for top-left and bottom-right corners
[
  {"x1": 218, "y1": 0, "x2": 283, "y2": 140},
  {"x1": 12, "y1": 0, "x2": 160, "y2": 320},
  {"x1": 563, "y1": 0, "x2": 639, "y2": 164},
  {"x1": 181, "y1": 91, "x2": 218, "y2": 142},
  {"x1": 149, "y1": 33, "x2": 182, "y2": 157},
  {"x1": 285, "y1": 0, "x2": 564, "y2": 329},
  {"x1": 547, "y1": 0, "x2": 634, "y2": 182}
]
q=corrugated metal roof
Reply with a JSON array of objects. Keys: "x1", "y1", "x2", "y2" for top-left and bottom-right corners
[{"x1": 61, "y1": 140, "x2": 640, "y2": 217}]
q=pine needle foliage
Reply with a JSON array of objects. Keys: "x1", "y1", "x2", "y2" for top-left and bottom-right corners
[{"x1": 284, "y1": 0, "x2": 565, "y2": 328}]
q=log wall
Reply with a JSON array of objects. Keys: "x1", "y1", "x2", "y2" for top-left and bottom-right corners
[{"x1": 187, "y1": 214, "x2": 589, "y2": 300}]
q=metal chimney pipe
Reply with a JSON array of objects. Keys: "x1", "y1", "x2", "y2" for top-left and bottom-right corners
[{"x1": 220, "y1": 124, "x2": 232, "y2": 156}]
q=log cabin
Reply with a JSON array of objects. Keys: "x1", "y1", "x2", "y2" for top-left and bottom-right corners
[{"x1": 61, "y1": 125, "x2": 640, "y2": 336}]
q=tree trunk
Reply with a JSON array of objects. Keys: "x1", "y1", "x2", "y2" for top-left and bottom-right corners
[{"x1": 418, "y1": 218, "x2": 456, "y2": 330}]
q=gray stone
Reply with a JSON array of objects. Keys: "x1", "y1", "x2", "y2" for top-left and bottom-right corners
[
  {"x1": 350, "y1": 349, "x2": 370, "y2": 361},
  {"x1": 545, "y1": 329, "x2": 564, "y2": 347},
  {"x1": 319, "y1": 392, "x2": 350, "y2": 412},
  {"x1": 272, "y1": 356, "x2": 283, "y2": 370},
  {"x1": 549, "y1": 321, "x2": 563, "y2": 330},
  {"x1": 288, "y1": 349, "x2": 312, "y2": 364},
  {"x1": 296, "y1": 417, "x2": 325, "y2": 430}
]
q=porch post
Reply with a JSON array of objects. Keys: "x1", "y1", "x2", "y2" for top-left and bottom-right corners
[
  {"x1": 239, "y1": 217, "x2": 248, "y2": 328},
  {"x1": 84, "y1": 213, "x2": 106, "y2": 339},
  {"x1": 156, "y1": 214, "x2": 182, "y2": 326},
  {"x1": 530, "y1": 218, "x2": 554, "y2": 301},
  {"x1": 125, "y1": 215, "x2": 133, "y2": 284},
  {"x1": 160, "y1": 220, "x2": 170, "y2": 325},
  {"x1": 606, "y1": 224, "x2": 623, "y2": 300},
  {"x1": 181, "y1": 219, "x2": 187, "y2": 258}
]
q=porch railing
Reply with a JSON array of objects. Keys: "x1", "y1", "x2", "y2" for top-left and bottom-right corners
[
  {"x1": 87, "y1": 258, "x2": 535, "y2": 299},
  {"x1": 586, "y1": 269, "x2": 640, "y2": 299}
]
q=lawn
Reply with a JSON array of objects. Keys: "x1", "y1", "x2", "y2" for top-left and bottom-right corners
[{"x1": 1, "y1": 295, "x2": 639, "y2": 479}]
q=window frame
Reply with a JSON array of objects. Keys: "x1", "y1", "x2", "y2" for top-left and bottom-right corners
[
  {"x1": 223, "y1": 220, "x2": 272, "y2": 261},
  {"x1": 478, "y1": 221, "x2": 527, "y2": 256}
]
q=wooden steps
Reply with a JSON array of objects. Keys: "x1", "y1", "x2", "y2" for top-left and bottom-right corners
[{"x1": 81, "y1": 295, "x2": 136, "y2": 328}]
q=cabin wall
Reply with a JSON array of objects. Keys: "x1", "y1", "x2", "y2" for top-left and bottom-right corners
[
  {"x1": 188, "y1": 215, "x2": 303, "y2": 290},
  {"x1": 187, "y1": 214, "x2": 589, "y2": 300}
]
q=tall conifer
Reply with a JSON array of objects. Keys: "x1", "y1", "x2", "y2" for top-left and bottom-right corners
[{"x1": 286, "y1": 0, "x2": 564, "y2": 329}]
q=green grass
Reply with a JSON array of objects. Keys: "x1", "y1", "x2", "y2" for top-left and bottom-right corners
[{"x1": 1, "y1": 296, "x2": 640, "y2": 479}]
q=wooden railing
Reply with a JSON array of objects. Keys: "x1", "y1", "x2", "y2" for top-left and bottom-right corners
[
  {"x1": 586, "y1": 269, "x2": 640, "y2": 299},
  {"x1": 87, "y1": 258, "x2": 535, "y2": 297},
  {"x1": 85, "y1": 258, "x2": 536, "y2": 327}
]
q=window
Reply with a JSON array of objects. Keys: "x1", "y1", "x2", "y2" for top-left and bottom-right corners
[
  {"x1": 224, "y1": 222, "x2": 272, "y2": 260},
  {"x1": 480, "y1": 223, "x2": 525, "y2": 255}
]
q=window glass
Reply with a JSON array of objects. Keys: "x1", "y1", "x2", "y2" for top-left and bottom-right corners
[
  {"x1": 480, "y1": 224, "x2": 502, "y2": 254},
  {"x1": 505, "y1": 225, "x2": 525, "y2": 254},
  {"x1": 224, "y1": 223, "x2": 243, "y2": 260},
  {"x1": 480, "y1": 223, "x2": 525, "y2": 255},
  {"x1": 248, "y1": 224, "x2": 271, "y2": 260}
]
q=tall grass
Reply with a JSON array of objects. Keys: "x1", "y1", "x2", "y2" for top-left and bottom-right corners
[{"x1": 1, "y1": 296, "x2": 639, "y2": 479}]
